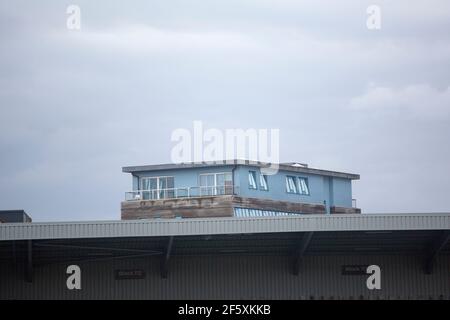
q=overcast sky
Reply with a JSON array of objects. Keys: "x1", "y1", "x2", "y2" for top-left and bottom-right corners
[{"x1": 1, "y1": 0, "x2": 450, "y2": 221}]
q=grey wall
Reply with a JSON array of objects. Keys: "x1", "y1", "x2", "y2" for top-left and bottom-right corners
[{"x1": 1, "y1": 254, "x2": 449, "y2": 300}]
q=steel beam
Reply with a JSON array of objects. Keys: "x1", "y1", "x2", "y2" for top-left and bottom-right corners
[
  {"x1": 35, "y1": 251, "x2": 163, "y2": 267},
  {"x1": 424, "y1": 230, "x2": 450, "y2": 274},
  {"x1": 35, "y1": 242, "x2": 161, "y2": 255},
  {"x1": 33, "y1": 242, "x2": 162, "y2": 266},
  {"x1": 293, "y1": 232, "x2": 314, "y2": 276},
  {"x1": 161, "y1": 236, "x2": 174, "y2": 279}
]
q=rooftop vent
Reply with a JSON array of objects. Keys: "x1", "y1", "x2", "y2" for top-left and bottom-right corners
[{"x1": 282, "y1": 162, "x2": 308, "y2": 168}]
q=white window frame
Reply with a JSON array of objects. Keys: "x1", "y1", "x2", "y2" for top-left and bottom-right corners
[
  {"x1": 259, "y1": 173, "x2": 269, "y2": 191},
  {"x1": 286, "y1": 176, "x2": 298, "y2": 194},
  {"x1": 140, "y1": 176, "x2": 174, "y2": 199},
  {"x1": 198, "y1": 172, "x2": 232, "y2": 195},
  {"x1": 248, "y1": 171, "x2": 257, "y2": 189},
  {"x1": 297, "y1": 177, "x2": 310, "y2": 195}
]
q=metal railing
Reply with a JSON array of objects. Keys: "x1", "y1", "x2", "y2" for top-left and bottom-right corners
[{"x1": 125, "y1": 185, "x2": 238, "y2": 201}]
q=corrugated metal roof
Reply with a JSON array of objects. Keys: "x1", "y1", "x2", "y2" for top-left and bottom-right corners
[
  {"x1": 234, "y1": 207, "x2": 298, "y2": 217},
  {"x1": 1, "y1": 213, "x2": 450, "y2": 241}
]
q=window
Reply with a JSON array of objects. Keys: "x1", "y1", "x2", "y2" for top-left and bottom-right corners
[
  {"x1": 259, "y1": 174, "x2": 268, "y2": 191},
  {"x1": 248, "y1": 171, "x2": 257, "y2": 189},
  {"x1": 199, "y1": 174, "x2": 215, "y2": 196},
  {"x1": 286, "y1": 176, "x2": 297, "y2": 193},
  {"x1": 286, "y1": 176, "x2": 310, "y2": 195},
  {"x1": 140, "y1": 176, "x2": 174, "y2": 199},
  {"x1": 216, "y1": 172, "x2": 233, "y2": 195},
  {"x1": 199, "y1": 172, "x2": 233, "y2": 195},
  {"x1": 298, "y1": 177, "x2": 310, "y2": 195}
]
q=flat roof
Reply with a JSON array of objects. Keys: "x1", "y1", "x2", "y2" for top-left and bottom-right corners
[
  {"x1": 122, "y1": 160, "x2": 360, "y2": 180},
  {"x1": 1, "y1": 213, "x2": 449, "y2": 242}
]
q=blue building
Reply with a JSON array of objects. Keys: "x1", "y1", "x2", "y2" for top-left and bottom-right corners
[{"x1": 121, "y1": 160, "x2": 360, "y2": 219}]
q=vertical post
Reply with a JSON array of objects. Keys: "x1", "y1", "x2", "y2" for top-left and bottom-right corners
[
  {"x1": 12, "y1": 241, "x2": 17, "y2": 265},
  {"x1": 424, "y1": 231, "x2": 450, "y2": 274},
  {"x1": 293, "y1": 232, "x2": 314, "y2": 276},
  {"x1": 25, "y1": 240, "x2": 33, "y2": 283},
  {"x1": 161, "y1": 236, "x2": 174, "y2": 279}
]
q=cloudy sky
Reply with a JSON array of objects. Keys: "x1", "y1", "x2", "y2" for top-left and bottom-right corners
[{"x1": 1, "y1": 0, "x2": 449, "y2": 221}]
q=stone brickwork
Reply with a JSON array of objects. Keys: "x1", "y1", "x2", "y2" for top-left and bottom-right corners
[
  {"x1": 121, "y1": 195, "x2": 235, "y2": 219},
  {"x1": 121, "y1": 195, "x2": 339, "y2": 219},
  {"x1": 330, "y1": 206, "x2": 361, "y2": 214}
]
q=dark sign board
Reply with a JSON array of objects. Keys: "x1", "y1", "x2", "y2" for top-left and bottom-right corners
[
  {"x1": 341, "y1": 265, "x2": 369, "y2": 275},
  {"x1": 115, "y1": 269, "x2": 146, "y2": 280}
]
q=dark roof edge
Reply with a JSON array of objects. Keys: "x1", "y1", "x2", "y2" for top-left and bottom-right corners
[{"x1": 122, "y1": 160, "x2": 360, "y2": 180}]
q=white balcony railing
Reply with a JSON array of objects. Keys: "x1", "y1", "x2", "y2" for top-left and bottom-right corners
[{"x1": 125, "y1": 185, "x2": 238, "y2": 201}]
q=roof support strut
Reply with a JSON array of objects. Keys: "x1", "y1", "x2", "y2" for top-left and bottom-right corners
[
  {"x1": 293, "y1": 232, "x2": 314, "y2": 276},
  {"x1": 25, "y1": 240, "x2": 33, "y2": 283},
  {"x1": 161, "y1": 236, "x2": 174, "y2": 279},
  {"x1": 32, "y1": 242, "x2": 162, "y2": 267},
  {"x1": 12, "y1": 241, "x2": 17, "y2": 265},
  {"x1": 424, "y1": 230, "x2": 450, "y2": 274},
  {"x1": 35, "y1": 242, "x2": 162, "y2": 254}
]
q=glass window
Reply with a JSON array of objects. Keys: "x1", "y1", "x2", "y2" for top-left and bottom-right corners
[
  {"x1": 141, "y1": 178, "x2": 150, "y2": 190},
  {"x1": 216, "y1": 173, "x2": 225, "y2": 187},
  {"x1": 199, "y1": 172, "x2": 233, "y2": 195},
  {"x1": 158, "y1": 177, "x2": 167, "y2": 199},
  {"x1": 140, "y1": 176, "x2": 174, "y2": 199},
  {"x1": 199, "y1": 173, "x2": 215, "y2": 195},
  {"x1": 298, "y1": 177, "x2": 310, "y2": 195},
  {"x1": 166, "y1": 177, "x2": 175, "y2": 198},
  {"x1": 248, "y1": 171, "x2": 257, "y2": 189},
  {"x1": 224, "y1": 172, "x2": 233, "y2": 194},
  {"x1": 141, "y1": 177, "x2": 157, "y2": 199},
  {"x1": 216, "y1": 172, "x2": 233, "y2": 195},
  {"x1": 259, "y1": 174, "x2": 268, "y2": 191},
  {"x1": 286, "y1": 176, "x2": 298, "y2": 193}
]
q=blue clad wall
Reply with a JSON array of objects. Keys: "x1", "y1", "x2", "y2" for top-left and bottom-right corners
[
  {"x1": 331, "y1": 178, "x2": 352, "y2": 207},
  {"x1": 129, "y1": 164, "x2": 354, "y2": 211},
  {"x1": 132, "y1": 175, "x2": 139, "y2": 190},
  {"x1": 235, "y1": 166, "x2": 324, "y2": 205}
]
